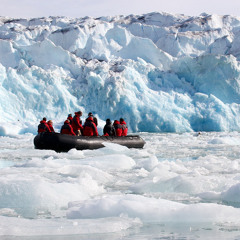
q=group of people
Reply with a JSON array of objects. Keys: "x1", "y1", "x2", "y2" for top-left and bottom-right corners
[
  {"x1": 61, "y1": 111, "x2": 98, "y2": 136},
  {"x1": 103, "y1": 118, "x2": 128, "y2": 136},
  {"x1": 37, "y1": 118, "x2": 55, "y2": 133},
  {"x1": 37, "y1": 111, "x2": 128, "y2": 137}
]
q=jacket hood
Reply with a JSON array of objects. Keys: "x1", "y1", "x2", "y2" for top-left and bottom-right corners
[
  {"x1": 114, "y1": 120, "x2": 120, "y2": 124},
  {"x1": 75, "y1": 111, "x2": 82, "y2": 116},
  {"x1": 86, "y1": 117, "x2": 93, "y2": 121}
]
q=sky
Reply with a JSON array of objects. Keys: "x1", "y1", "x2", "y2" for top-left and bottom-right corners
[{"x1": 0, "y1": 0, "x2": 240, "y2": 19}]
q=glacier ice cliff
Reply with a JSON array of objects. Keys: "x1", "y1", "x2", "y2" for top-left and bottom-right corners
[{"x1": 1, "y1": 12, "x2": 240, "y2": 133}]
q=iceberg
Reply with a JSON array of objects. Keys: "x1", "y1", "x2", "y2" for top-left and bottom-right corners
[{"x1": 1, "y1": 12, "x2": 240, "y2": 133}]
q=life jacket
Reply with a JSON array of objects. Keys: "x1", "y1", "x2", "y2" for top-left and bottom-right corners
[
  {"x1": 83, "y1": 117, "x2": 98, "y2": 136},
  {"x1": 47, "y1": 122, "x2": 55, "y2": 132},
  {"x1": 72, "y1": 113, "x2": 83, "y2": 131},
  {"x1": 38, "y1": 120, "x2": 51, "y2": 133},
  {"x1": 120, "y1": 120, "x2": 128, "y2": 136},
  {"x1": 67, "y1": 116, "x2": 73, "y2": 124},
  {"x1": 61, "y1": 120, "x2": 76, "y2": 135},
  {"x1": 113, "y1": 120, "x2": 122, "y2": 136}
]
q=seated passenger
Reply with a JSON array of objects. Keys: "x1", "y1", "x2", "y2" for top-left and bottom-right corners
[
  {"x1": 38, "y1": 117, "x2": 51, "y2": 133},
  {"x1": 67, "y1": 114, "x2": 73, "y2": 124},
  {"x1": 47, "y1": 120, "x2": 55, "y2": 132},
  {"x1": 113, "y1": 120, "x2": 122, "y2": 136},
  {"x1": 72, "y1": 111, "x2": 83, "y2": 136},
  {"x1": 60, "y1": 120, "x2": 76, "y2": 135},
  {"x1": 103, "y1": 119, "x2": 116, "y2": 136},
  {"x1": 120, "y1": 118, "x2": 128, "y2": 136},
  {"x1": 83, "y1": 117, "x2": 98, "y2": 136},
  {"x1": 88, "y1": 112, "x2": 98, "y2": 127}
]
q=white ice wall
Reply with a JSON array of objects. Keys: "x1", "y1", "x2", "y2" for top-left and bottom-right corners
[{"x1": 1, "y1": 12, "x2": 240, "y2": 133}]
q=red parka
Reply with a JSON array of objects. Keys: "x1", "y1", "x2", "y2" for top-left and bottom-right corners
[
  {"x1": 67, "y1": 115, "x2": 73, "y2": 124},
  {"x1": 72, "y1": 112, "x2": 83, "y2": 132},
  {"x1": 38, "y1": 120, "x2": 51, "y2": 133},
  {"x1": 113, "y1": 120, "x2": 122, "y2": 136},
  {"x1": 120, "y1": 120, "x2": 128, "y2": 136},
  {"x1": 61, "y1": 120, "x2": 76, "y2": 135},
  {"x1": 47, "y1": 121, "x2": 55, "y2": 132},
  {"x1": 83, "y1": 117, "x2": 98, "y2": 136}
]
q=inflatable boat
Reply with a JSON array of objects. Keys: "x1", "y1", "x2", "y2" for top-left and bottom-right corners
[{"x1": 34, "y1": 132, "x2": 145, "y2": 152}]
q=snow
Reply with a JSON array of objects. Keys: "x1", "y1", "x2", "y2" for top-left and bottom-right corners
[{"x1": 1, "y1": 12, "x2": 240, "y2": 134}]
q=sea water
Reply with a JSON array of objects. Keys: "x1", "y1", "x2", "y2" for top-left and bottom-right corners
[{"x1": 1, "y1": 132, "x2": 240, "y2": 239}]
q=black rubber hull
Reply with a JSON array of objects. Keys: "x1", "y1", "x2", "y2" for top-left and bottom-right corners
[{"x1": 34, "y1": 133, "x2": 145, "y2": 152}]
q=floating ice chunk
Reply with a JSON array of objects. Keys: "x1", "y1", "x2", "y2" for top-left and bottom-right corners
[
  {"x1": 209, "y1": 136, "x2": 240, "y2": 145},
  {"x1": 136, "y1": 155, "x2": 159, "y2": 171},
  {"x1": 67, "y1": 194, "x2": 183, "y2": 221},
  {"x1": 0, "y1": 208, "x2": 18, "y2": 217},
  {"x1": 67, "y1": 194, "x2": 240, "y2": 222},
  {"x1": 131, "y1": 175, "x2": 197, "y2": 195},
  {"x1": 221, "y1": 183, "x2": 240, "y2": 203},
  {"x1": 79, "y1": 154, "x2": 136, "y2": 170},
  {"x1": 67, "y1": 148, "x2": 85, "y2": 157},
  {"x1": 198, "y1": 191, "x2": 222, "y2": 201},
  {"x1": 102, "y1": 142, "x2": 131, "y2": 152},
  {"x1": 0, "y1": 170, "x2": 105, "y2": 218}
]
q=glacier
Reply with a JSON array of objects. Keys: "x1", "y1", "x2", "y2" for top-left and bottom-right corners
[{"x1": 1, "y1": 12, "x2": 240, "y2": 134}]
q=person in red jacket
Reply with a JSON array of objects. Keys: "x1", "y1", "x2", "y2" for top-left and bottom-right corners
[
  {"x1": 67, "y1": 114, "x2": 73, "y2": 124},
  {"x1": 113, "y1": 120, "x2": 122, "y2": 136},
  {"x1": 47, "y1": 120, "x2": 55, "y2": 132},
  {"x1": 83, "y1": 117, "x2": 98, "y2": 136},
  {"x1": 60, "y1": 120, "x2": 76, "y2": 135},
  {"x1": 38, "y1": 118, "x2": 51, "y2": 133},
  {"x1": 72, "y1": 111, "x2": 83, "y2": 135},
  {"x1": 120, "y1": 118, "x2": 128, "y2": 136},
  {"x1": 88, "y1": 112, "x2": 98, "y2": 127}
]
